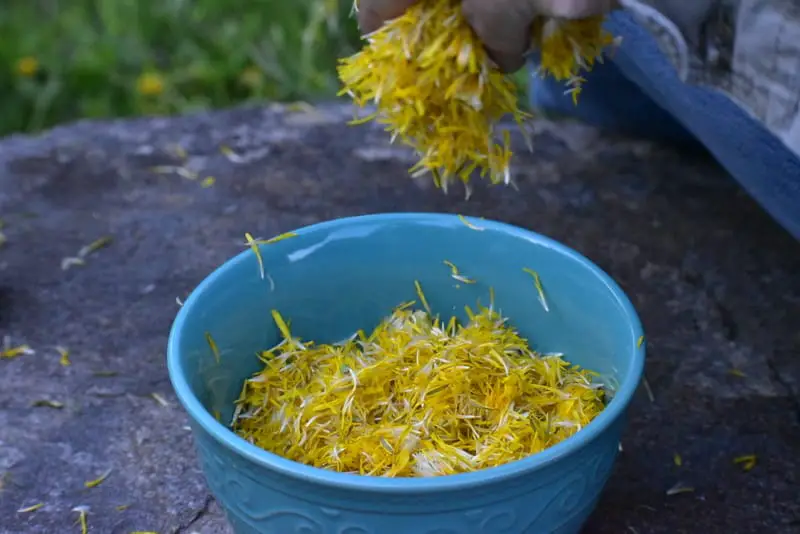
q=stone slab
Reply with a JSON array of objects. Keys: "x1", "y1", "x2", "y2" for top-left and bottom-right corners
[{"x1": 0, "y1": 102, "x2": 798, "y2": 534}]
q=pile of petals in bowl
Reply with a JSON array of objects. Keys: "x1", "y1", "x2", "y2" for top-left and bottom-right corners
[
  {"x1": 338, "y1": 0, "x2": 617, "y2": 193},
  {"x1": 232, "y1": 295, "x2": 607, "y2": 477}
]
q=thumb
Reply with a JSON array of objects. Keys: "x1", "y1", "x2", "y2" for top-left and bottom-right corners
[{"x1": 357, "y1": 0, "x2": 418, "y2": 34}]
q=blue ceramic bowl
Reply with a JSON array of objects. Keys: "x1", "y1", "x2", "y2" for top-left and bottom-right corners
[{"x1": 168, "y1": 213, "x2": 645, "y2": 534}]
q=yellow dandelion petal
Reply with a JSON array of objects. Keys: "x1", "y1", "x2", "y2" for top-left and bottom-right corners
[
  {"x1": 166, "y1": 143, "x2": 188, "y2": 160},
  {"x1": 414, "y1": 280, "x2": 432, "y2": 316},
  {"x1": 244, "y1": 232, "x2": 266, "y2": 280},
  {"x1": 205, "y1": 332, "x2": 221, "y2": 364},
  {"x1": 443, "y1": 260, "x2": 475, "y2": 284},
  {"x1": 55, "y1": 346, "x2": 71, "y2": 366},
  {"x1": 32, "y1": 399, "x2": 64, "y2": 409},
  {"x1": 78, "y1": 236, "x2": 113, "y2": 258},
  {"x1": 522, "y1": 268, "x2": 549, "y2": 312},
  {"x1": 271, "y1": 309, "x2": 293, "y2": 341},
  {"x1": 72, "y1": 505, "x2": 89, "y2": 534},
  {"x1": 60, "y1": 256, "x2": 85, "y2": 270},
  {"x1": 1, "y1": 344, "x2": 34, "y2": 359},
  {"x1": 666, "y1": 483, "x2": 694, "y2": 496},
  {"x1": 220, "y1": 145, "x2": 246, "y2": 163},
  {"x1": 338, "y1": 2, "x2": 613, "y2": 190},
  {"x1": 265, "y1": 232, "x2": 297, "y2": 244},
  {"x1": 728, "y1": 368, "x2": 747, "y2": 378},
  {"x1": 17, "y1": 502, "x2": 44, "y2": 513},
  {"x1": 733, "y1": 454, "x2": 757, "y2": 471},
  {"x1": 457, "y1": 214, "x2": 485, "y2": 231},
  {"x1": 150, "y1": 393, "x2": 169, "y2": 407},
  {"x1": 231, "y1": 281, "x2": 607, "y2": 477},
  {"x1": 84, "y1": 469, "x2": 112, "y2": 488},
  {"x1": 642, "y1": 376, "x2": 656, "y2": 403},
  {"x1": 150, "y1": 165, "x2": 197, "y2": 180}
]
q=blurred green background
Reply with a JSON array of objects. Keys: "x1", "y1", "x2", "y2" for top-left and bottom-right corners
[{"x1": 1, "y1": 0, "x2": 528, "y2": 137}]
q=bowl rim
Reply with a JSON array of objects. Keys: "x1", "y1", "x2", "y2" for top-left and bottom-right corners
[{"x1": 167, "y1": 212, "x2": 645, "y2": 493}]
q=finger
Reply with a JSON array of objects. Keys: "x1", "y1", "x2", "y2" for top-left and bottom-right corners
[
  {"x1": 357, "y1": 0, "x2": 418, "y2": 34},
  {"x1": 462, "y1": 0, "x2": 538, "y2": 73},
  {"x1": 531, "y1": 0, "x2": 620, "y2": 18},
  {"x1": 484, "y1": 50, "x2": 528, "y2": 74}
]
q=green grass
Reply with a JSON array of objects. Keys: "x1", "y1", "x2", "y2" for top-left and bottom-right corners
[
  {"x1": 0, "y1": 0, "x2": 361, "y2": 135},
  {"x1": 0, "y1": 0, "x2": 529, "y2": 137}
]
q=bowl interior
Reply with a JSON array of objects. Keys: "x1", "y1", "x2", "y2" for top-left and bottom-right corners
[{"x1": 169, "y1": 213, "x2": 643, "y2": 452}]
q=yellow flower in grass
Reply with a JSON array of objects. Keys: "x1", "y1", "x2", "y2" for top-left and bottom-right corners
[
  {"x1": 338, "y1": 0, "x2": 616, "y2": 193},
  {"x1": 239, "y1": 66, "x2": 264, "y2": 90},
  {"x1": 16, "y1": 56, "x2": 39, "y2": 77},
  {"x1": 136, "y1": 71, "x2": 165, "y2": 97}
]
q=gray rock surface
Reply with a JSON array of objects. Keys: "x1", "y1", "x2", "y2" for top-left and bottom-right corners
[{"x1": 0, "y1": 102, "x2": 798, "y2": 534}]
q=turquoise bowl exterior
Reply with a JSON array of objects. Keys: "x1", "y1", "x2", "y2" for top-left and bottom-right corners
[{"x1": 167, "y1": 213, "x2": 645, "y2": 534}]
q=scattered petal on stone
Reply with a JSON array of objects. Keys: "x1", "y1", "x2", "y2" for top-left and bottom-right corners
[
  {"x1": 84, "y1": 469, "x2": 112, "y2": 488},
  {"x1": 166, "y1": 143, "x2": 188, "y2": 160},
  {"x1": 78, "y1": 236, "x2": 113, "y2": 258},
  {"x1": 32, "y1": 399, "x2": 64, "y2": 409},
  {"x1": 150, "y1": 165, "x2": 198, "y2": 180},
  {"x1": 285, "y1": 101, "x2": 315, "y2": 113},
  {"x1": 72, "y1": 505, "x2": 90, "y2": 534},
  {"x1": 733, "y1": 454, "x2": 757, "y2": 471},
  {"x1": 151, "y1": 392, "x2": 169, "y2": 407},
  {"x1": 61, "y1": 256, "x2": 86, "y2": 271},
  {"x1": 54, "y1": 346, "x2": 71, "y2": 366},
  {"x1": 61, "y1": 236, "x2": 113, "y2": 271},
  {"x1": 642, "y1": 377, "x2": 655, "y2": 403},
  {"x1": 220, "y1": 145, "x2": 246, "y2": 163},
  {"x1": 17, "y1": 503, "x2": 44, "y2": 513},
  {"x1": 1, "y1": 344, "x2": 34, "y2": 359},
  {"x1": 666, "y1": 483, "x2": 695, "y2": 496}
]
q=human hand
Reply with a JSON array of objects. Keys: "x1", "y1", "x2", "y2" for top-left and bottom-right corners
[{"x1": 357, "y1": 0, "x2": 619, "y2": 72}]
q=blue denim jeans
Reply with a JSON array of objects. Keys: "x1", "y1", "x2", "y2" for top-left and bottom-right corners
[{"x1": 528, "y1": 10, "x2": 800, "y2": 240}]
